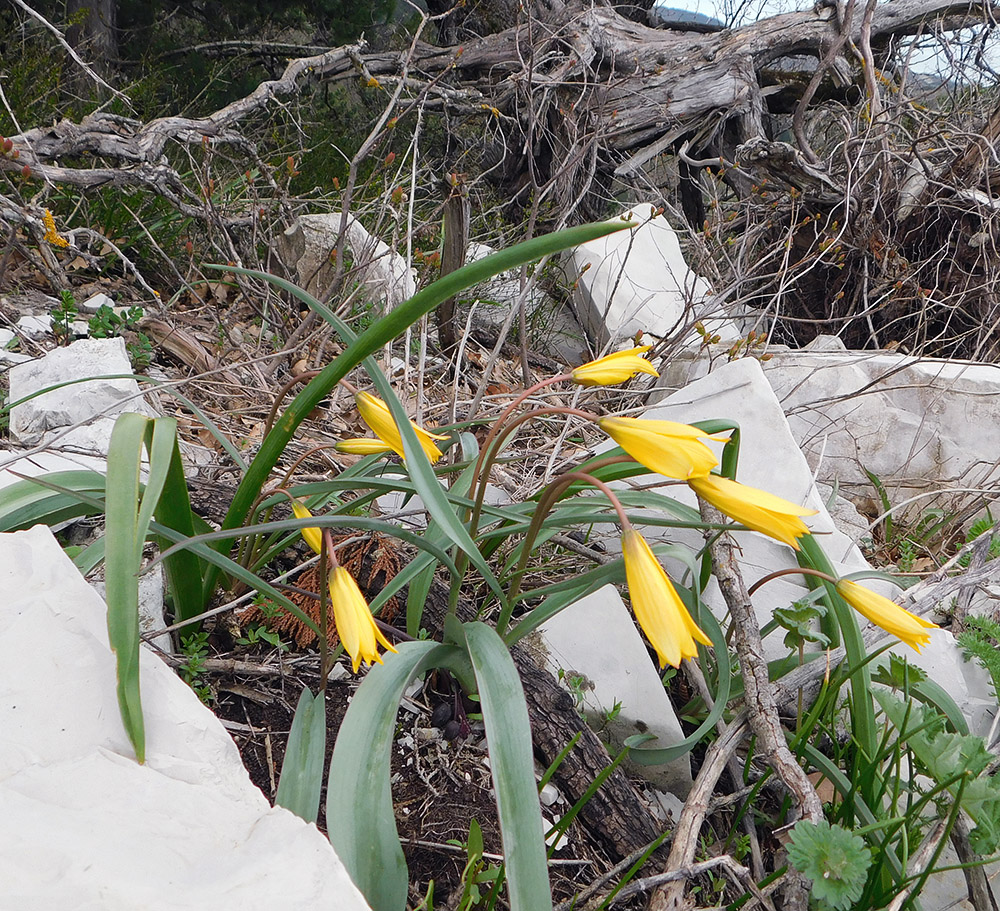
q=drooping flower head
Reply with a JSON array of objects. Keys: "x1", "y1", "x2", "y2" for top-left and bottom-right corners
[
  {"x1": 572, "y1": 346, "x2": 660, "y2": 387},
  {"x1": 289, "y1": 499, "x2": 323, "y2": 555},
  {"x1": 622, "y1": 528, "x2": 712, "y2": 668},
  {"x1": 598, "y1": 416, "x2": 725, "y2": 480},
  {"x1": 355, "y1": 391, "x2": 449, "y2": 464},
  {"x1": 328, "y1": 565, "x2": 398, "y2": 672},
  {"x1": 835, "y1": 579, "x2": 937, "y2": 652},
  {"x1": 335, "y1": 438, "x2": 396, "y2": 456},
  {"x1": 688, "y1": 474, "x2": 817, "y2": 550}
]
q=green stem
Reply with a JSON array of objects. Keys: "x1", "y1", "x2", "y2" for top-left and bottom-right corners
[
  {"x1": 319, "y1": 530, "x2": 331, "y2": 692},
  {"x1": 450, "y1": 404, "x2": 597, "y2": 615},
  {"x1": 499, "y1": 470, "x2": 629, "y2": 635},
  {"x1": 798, "y1": 534, "x2": 877, "y2": 765}
]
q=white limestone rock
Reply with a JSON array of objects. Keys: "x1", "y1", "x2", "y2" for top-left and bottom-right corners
[
  {"x1": 0, "y1": 525, "x2": 369, "y2": 910},
  {"x1": 279, "y1": 213, "x2": 415, "y2": 308},
  {"x1": 660, "y1": 336, "x2": 1000, "y2": 517},
  {"x1": 538, "y1": 585, "x2": 693, "y2": 795},
  {"x1": 92, "y1": 565, "x2": 171, "y2": 655},
  {"x1": 15, "y1": 314, "x2": 52, "y2": 337},
  {"x1": 462, "y1": 242, "x2": 589, "y2": 365},
  {"x1": 8, "y1": 337, "x2": 154, "y2": 451},
  {"x1": 78, "y1": 291, "x2": 115, "y2": 313},
  {"x1": 566, "y1": 204, "x2": 737, "y2": 347}
]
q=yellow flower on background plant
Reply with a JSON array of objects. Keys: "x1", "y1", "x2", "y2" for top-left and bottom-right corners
[
  {"x1": 835, "y1": 579, "x2": 937, "y2": 652},
  {"x1": 571, "y1": 346, "x2": 659, "y2": 387},
  {"x1": 335, "y1": 438, "x2": 395, "y2": 456},
  {"x1": 42, "y1": 209, "x2": 69, "y2": 248},
  {"x1": 688, "y1": 474, "x2": 817, "y2": 550},
  {"x1": 329, "y1": 565, "x2": 398, "y2": 672},
  {"x1": 622, "y1": 528, "x2": 712, "y2": 668},
  {"x1": 289, "y1": 499, "x2": 323, "y2": 555},
  {"x1": 598, "y1": 416, "x2": 724, "y2": 480},
  {"x1": 355, "y1": 391, "x2": 449, "y2": 464}
]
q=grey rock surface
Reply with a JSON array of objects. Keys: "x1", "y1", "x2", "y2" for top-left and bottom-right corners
[
  {"x1": 8, "y1": 337, "x2": 154, "y2": 450},
  {"x1": 538, "y1": 584, "x2": 693, "y2": 795},
  {"x1": 279, "y1": 212, "x2": 415, "y2": 308},
  {"x1": 0, "y1": 525, "x2": 370, "y2": 910}
]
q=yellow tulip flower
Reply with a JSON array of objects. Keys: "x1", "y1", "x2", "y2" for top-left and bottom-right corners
[
  {"x1": 355, "y1": 391, "x2": 449, "y2": 464},
  {"x1": 335, "y1": 438, "x2": 396, "y2": 456},
  {"x1": 289, "y1": 499, "x2": 323, "y2": 555},
  {"x1": 688, "y1": 474, "x2": 817, "y2": 550},
  {"x1": 571, "y1": 346, "x2": 660, "y2": 387},
  {"x1": 329, "y1": 565, "x2": 398, "y2": 672},
  {"x1": 622, "y1": 528, "x2": 712, "y2": 668},
  {"x1": 835, "y1": 579, "x2": 937, "y2": 652},
  {"x1": 598, "y1": 416, "x2": 723, "y2": 479}
]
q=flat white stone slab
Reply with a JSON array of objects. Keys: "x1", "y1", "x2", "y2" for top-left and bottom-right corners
[
  {"x1": 8, "y1": 337, "x2": 153, "y2": 450},
  {"x1": 539, "y1": 585, "x2": 692, "y2": 795},
  {"x1": 0, "y1": 525, "x2": 369, "y2": 910},
  {"x1": 567, "y1": 204, "x2": 736, "y2": 347},
  {"x1": 661, "y1": 336, "x2": 1000, "y2": 514}
]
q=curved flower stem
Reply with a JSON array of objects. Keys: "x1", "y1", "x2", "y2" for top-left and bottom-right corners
[
  {"x1": 747, "y1": 566, "x2": 837, "y2": 597},
  {"x1": 319, "y1": 530, "x2": 331, "y2": 692},
  {"x1": 448, "y1": 403, "x2": 599, "y2": 615},
  {"x1": 276, "y1": 444, "x2": 344, "y2": 491},
  {"x1": 468, "y1": 404, "x2": 597, "y2": 539},
  {"x1": 262, "y1": 370, "x2": 321, "y2": 440},
  {"x1": 499, "y1": 469, "x2": 629, "y2": 635},
  {"x1": 798, "y1": 533, "x2": 878, "y2": 765}
]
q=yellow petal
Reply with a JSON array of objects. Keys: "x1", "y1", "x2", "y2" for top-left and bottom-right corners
[
  {"x1": 835, "y1": 579, "x2": 937, "y2": 652},
  {"x1": 328, "y1": 566, "x2": 398, "y2": 673},
  {"x1": 290, "y1": 499, "x2": 323, "y2": 555},
  {"x1": 598, "y1": 416, "x2": 723, "y2": 480},
  {"x1": 335, "y1": 438, "x2": 396, "y2": 455},
  {"x1": 355, "y1": 391, "x2": 448, "y2": 464},
  {"x1": 622, "y1": 529, "x2": 711, "y2": 668},
  {"x1": 688, "y1": 474, "x2": 817, "y2": 550},
  {"x1": 571, "y1": 346, "x2": 660, "y2": 387}
]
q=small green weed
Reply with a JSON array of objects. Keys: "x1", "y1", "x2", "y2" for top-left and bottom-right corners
[
  {"x1": 51, "y1": 290, "x2": 78, "y2": 344},
  {"x1": 958, "y1": 614, "x2": 1000, "y2": 698},
  {"x1": 447, "y1": 819, "x2": 503, "y2": 911},
  {"x1": 556, "y1": 668, "x2": 588, "y2": 710},
  {"x1": 179, "y1": 631, "x2": 212, "y2": 703},
  {"x1": 88, "y1": 303, "x2": 153, "y2": 369},
  {"x1": 959, "y1": 510, "x2": 1000, "y2": 567},
  {"x1": 236, "y1": 624, "x2": 289, "y2": 651}
]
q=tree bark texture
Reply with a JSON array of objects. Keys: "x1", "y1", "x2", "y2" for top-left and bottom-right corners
[{"x1": 4, "y1": 0, "x2": 995, "y2": 214}]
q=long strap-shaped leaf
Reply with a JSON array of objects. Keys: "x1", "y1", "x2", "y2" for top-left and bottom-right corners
[
  {"x1": 457, "y1": 622, "x2": 553, "y2": 911},
  {"x1": 276, "y1": 687, "x2": 327, "y2": 824},
  {"x1": 105, "y1": 414, "x2": 176, "y2": 763},
  {"x1": 202, "y1": 220, "x2": 633, "y2": 603},
  {"x1": 327, "y1": 642, "x2": 468, "y2": 911},
  {"x1": 0, "y1": 469, "x2": 106, "y2": 531}
]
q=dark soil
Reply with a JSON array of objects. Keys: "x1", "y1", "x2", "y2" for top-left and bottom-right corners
[{"x1": 211, "y1": 659, "x2": 613, "y2": 907}]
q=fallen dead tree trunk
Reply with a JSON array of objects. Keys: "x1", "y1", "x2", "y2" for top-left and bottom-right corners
[{"x1": 2, "y1": 0, "x2": 996, "y2": 219}]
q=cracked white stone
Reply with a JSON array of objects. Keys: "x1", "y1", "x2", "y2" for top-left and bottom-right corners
[
  {"x1": 279, "y1": 213, "x2": 415, "y2": 308},
  {"x1": 0, "y1": 525, "x2": 369, "y2": 910},
  {"x1": 661, "y1": 336, "x2": 1000, "y2": 516},
  {"x1": 566, "y1": 204, "x2": 738, "y2": 347},
  {"x1": 8, "y1": 337, "x2": 155, "y2": 451}
]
